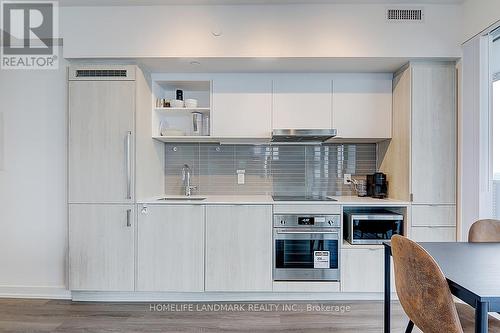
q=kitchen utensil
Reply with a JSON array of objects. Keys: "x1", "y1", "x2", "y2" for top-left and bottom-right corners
[
  {"x1": 192, "y1": 112, "x2": 203, "y2": 136},
  {"x1": 202, "y1": 114, "x2": 210, "y2": 136}
]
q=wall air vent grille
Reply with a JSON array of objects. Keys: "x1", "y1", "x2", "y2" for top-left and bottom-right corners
[
  {"x1": 387, "y1": 9, "x2": 423, "y2": 22},
  {"x1": 75, "y1": 69, "x2": 127, "y2": 78}
]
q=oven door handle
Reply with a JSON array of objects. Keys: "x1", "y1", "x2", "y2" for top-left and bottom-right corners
[{"x1": 276, "y1": 231, "x2": 339, "y2": 235}]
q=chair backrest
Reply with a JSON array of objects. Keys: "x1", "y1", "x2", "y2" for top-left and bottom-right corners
[
  {"x1": 391, "y1": 235, "x2": 463, "y2": 333},
  {"x1": 468, "y1": 219, "x2": 500, "y2": 243}
]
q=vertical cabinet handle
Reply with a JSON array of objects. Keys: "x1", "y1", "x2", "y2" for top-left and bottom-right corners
[
  {"x1": 126, "y1": 209, "x2": 132, "y2": 227},
  {"x1": 126, "y1": 131, "x2": 132, "y2": 200}
]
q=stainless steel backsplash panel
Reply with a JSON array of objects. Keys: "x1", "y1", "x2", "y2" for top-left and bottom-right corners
[{"x1": 164, "y1": 143, "x2": 376, "y2": 196}]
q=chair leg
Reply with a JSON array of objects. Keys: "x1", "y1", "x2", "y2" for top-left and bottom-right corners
[{"x1": 405, "y1": 320, "x2": 414, "y2": 333}]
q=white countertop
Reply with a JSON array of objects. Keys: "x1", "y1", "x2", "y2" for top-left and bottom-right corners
[{"x1": 138, "y1": 195, "x2": 409, "y2": 206}]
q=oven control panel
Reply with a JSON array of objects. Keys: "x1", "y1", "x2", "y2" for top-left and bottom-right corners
[{"x1": 274, "y1": 214, "x2": 341, "y2": 228}]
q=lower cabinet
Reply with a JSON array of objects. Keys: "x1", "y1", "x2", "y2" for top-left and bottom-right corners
[
  {"x1": 410, "y1": 204, "x2": 457, "y2": 242},
  {"x1": 137, "y1": 205, "x2": 205, "y2": 292},
  {"x1": 69, "y1": 204, "x2": 135, "y2": 291},
  {"x1": 205, "y1": 205, "x2": 273, "y2": 292},
  {"x1": 341, "y1": 247, "x2": 395, "y2": 293},
  {"x1": 410, "y1": 226, "x2": 456, "y2": 242}
]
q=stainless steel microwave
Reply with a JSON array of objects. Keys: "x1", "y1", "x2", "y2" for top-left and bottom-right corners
[{"x1": 344, "y1": 211, "x2": 404, "y2": 245}]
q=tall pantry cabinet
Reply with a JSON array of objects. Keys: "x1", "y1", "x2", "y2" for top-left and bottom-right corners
[
  {"x1": 380, "y1": 62, "x2": 457, "y2": 241},
  {"x1": 68, "y1": 66, "x2": 160, "y2": 291}
]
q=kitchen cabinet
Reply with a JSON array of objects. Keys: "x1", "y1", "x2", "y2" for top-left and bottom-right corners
[
  {"x1": 341, "y1": 247, "x2": 395, "y2": 293},
  {"x1": 212, "y1": 76, "x2": 272, "y2": 138},
  {"x1": 332, "y1": 74, "x2": 392, "y2": 139},
  {"x1": 273, "y1": 76, "x2": 332, "y2": 129},
  {"x1": 410, "y1": 226, "x2": 456, "y2": 242},
  {"x1": 69, "y1": 79, "x2": 135, "y2": 203},
  {"x1": 137, "y1": 205, "x2": 205, "y2": 292},
  {"x1": 380, "y1": 62, "x2": 457, "y2": 241},
  {"x1": 411, "y1": 205, "x2": 456, "y2": 227},
  {"x1": 69, "y1": 204, "x2": 135, "y2": 291},
  {"x1": 205, "y1": 205, "x2": 272, "y2": 292},
  {"x1": 411, "y1": 64, "x2": 456, "y2": 204}
]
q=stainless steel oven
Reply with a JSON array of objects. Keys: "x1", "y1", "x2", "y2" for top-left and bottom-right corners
[
  {"x1": 273, "y1": 214, "x2": 341, "y2": 281},
  {"x1": 344, "y1": 211, "x2": 404, "y2": 245}
]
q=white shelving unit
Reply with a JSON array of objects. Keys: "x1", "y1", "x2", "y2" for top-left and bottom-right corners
[{"x1": 152, "y1": 80, "x2": 212, "y2": 140}]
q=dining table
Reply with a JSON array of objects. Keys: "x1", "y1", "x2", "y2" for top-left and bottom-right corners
[{"x1": 383, "y1": 242, "x2": 500, "y2": 333}]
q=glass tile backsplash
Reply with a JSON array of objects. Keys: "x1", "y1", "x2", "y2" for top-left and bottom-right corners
[{"x1": 165, "y1": 143, "x2": 377, "y2": 196}]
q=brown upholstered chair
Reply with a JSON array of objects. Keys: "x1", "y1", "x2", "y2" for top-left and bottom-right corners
[
  {"x1": 468, "y1": 219, "x2": 500, "y2": 243},
  {"x1": 391, "y1": 235, "x2": 500, "y2": 333}
]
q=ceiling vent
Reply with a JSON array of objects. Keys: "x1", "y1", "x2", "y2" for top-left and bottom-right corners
[
  {"x1": 68, "y1": 65, "x2": 136, "y2": 81},
  {"x1": 75, "y1": 69, "x2": 127, "y2": 78},
  {"x1": 387, "y1": 8, "x2": 424, "y2": 22}
]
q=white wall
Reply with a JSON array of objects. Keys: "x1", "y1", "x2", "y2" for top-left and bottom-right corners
[
  {"x1": 462, "y1": 0, "x2": 500, "y2": 42},
  {"x1": 61, "y1": 4, "x2": 462, "y2": 59},
  {"x1": 0, "y1": 48, "x2": 70, "y2": 298}
]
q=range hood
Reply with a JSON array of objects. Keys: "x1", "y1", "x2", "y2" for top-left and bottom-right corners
[{"x1": 271, "y1": 129, "x2": 337, "y2": 143}]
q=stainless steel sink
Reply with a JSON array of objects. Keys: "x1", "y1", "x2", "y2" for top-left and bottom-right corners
[{"x1": 158, "y1": 197, "x2": 206, "y2": 201}]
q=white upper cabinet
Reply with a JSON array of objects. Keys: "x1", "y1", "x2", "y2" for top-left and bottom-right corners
[
  {"x1": 333, "y1": 74, "x2": 393, "y2": 139},
  {"x1": 273, "y1": 75, "x2": 333, "y2": 129},
  {"x1": 212, "y1": 76, "x2": 272, "y2": 138}
]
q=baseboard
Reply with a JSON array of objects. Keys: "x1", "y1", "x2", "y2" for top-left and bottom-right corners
[
  {"x1": 0, "y1": 285, "x2": 71, "y2": 299},
  {"x1": 72, "y1": 291, "x2": 400, "y2": 302}
]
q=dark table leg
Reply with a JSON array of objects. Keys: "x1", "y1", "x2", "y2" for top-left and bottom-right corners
[
  {"x1": 384, "y1": 245, "x2": 391, "y2": 333},
  {"x1": 475, "y1": 301, "x2": 488, "y2": 333}
]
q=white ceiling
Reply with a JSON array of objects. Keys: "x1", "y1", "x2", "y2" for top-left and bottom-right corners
[{"x1": 58, "y1": 0, "x2": 465, "y2": 6}]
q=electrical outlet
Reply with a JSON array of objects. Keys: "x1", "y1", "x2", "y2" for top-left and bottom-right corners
[
  {"x1": 237, "y1": 169, "x2": 245, "y2": 185},
  {"x1": 343, "y1": 174, "x2": 352, "y2": 185}
]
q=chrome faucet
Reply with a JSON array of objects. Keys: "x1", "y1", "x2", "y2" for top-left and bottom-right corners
[{"x1": 181, "y1": 164, "x2": 197, "y2": 196}]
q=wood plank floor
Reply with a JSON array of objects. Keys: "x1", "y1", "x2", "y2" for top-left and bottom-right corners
[{"x1": 0, "y1": 299, "x2": 422, "y2": 332}]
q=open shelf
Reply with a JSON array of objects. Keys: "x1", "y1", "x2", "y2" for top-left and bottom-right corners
[
  {"x1": 152, "y1": 79, "x2": 212, "y2": 138},
  {"x1": 155, "y1": 107, "x2": 210, "y2": 115},
  {"x1": 153, "y1": 136, "x2": 220, "y2": 143}
]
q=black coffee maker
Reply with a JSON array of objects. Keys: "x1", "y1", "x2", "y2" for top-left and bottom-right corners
[{"x1": 366, "y1": 172, "x2": 388, "y2": 198}]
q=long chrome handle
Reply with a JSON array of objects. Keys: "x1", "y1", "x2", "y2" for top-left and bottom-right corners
[
  {"x1": 126, "y1": 209, "x2": 132, "y2": 227},
  {"x1": 126, "y1": 131, "x2": 132, "y2": 200},
  {"x1": 276, "y1": 231, "x2": 339, "y2": 235}
]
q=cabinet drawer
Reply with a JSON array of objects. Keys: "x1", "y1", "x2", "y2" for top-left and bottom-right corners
[
  {"x1": 410, "y1": 226, "x2": 456, "y2": 242},
  {"x1": 412, "y1": 205, "x2": 456, "y2": 227}
]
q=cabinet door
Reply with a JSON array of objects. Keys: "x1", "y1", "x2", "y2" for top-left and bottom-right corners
[
  {"x1": 410, "y1": 226, "x2": 456, "y2": 242},
  {"x1": 69, "y1": 204, "x2": 134, "y2": 291},
  {"x1": 212, "y1": 76, "x2": 272, "y2": 138},
  {"x1": 333, "y1": 74, "x2": 392, "y2": 139},
  {"x1": 341, "y1": 248, "x2": 395, "y2": 293},
  {"x1": 273, "y1": 76, "x2": 332, "y2": 129},
  {"x1": 411, "y1": 64, "x2": 456, "y2": 204},
  {"x1": 412, "y1": 205, "x2": 456, "y2": 227},
  {"x1": 137, "y1": 205, "x2": 204, "y2": 292},
  {"x1": 69, "y1": 81, "x2": 135, "y2": 203},
  {"x1": 206, "y1": 205, "x2": 272, "y2": 292}
]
